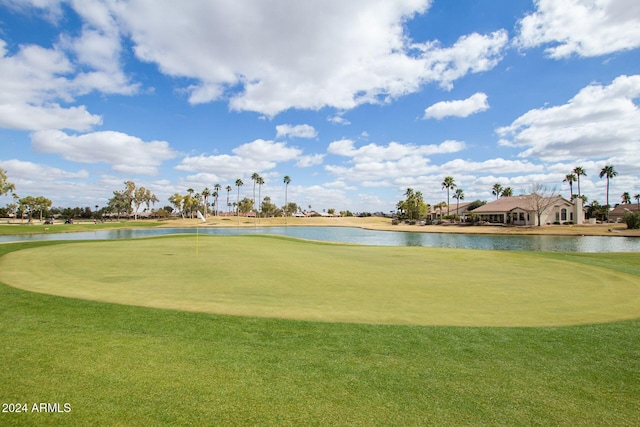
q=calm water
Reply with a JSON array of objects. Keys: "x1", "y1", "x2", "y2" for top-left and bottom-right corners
[{"x1": 1, "y1": 226, "x2": 639, "y2": 252}]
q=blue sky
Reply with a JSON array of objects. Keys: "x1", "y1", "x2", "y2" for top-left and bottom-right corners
[{"x1": 1, "y1": 0, "x2": 639, "y2": 213}]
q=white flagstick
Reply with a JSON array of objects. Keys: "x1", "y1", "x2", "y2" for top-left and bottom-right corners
[{"x1": 196, "y1": 210, "x2": 206, "y2": 256}]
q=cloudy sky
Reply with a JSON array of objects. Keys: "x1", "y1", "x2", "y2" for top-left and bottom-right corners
[{"x1": 1, "y1": 0, "x2": 639, "y2": 213}]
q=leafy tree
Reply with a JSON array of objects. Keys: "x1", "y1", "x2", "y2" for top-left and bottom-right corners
[
  {"x1": 261, "y1": 197, "x2": 280, "y2": 217},
  {"x1": 397, "y1": 188, "x2": 429, "y2": 223},
  {"x1": 19, "y1": 195, "x2": 52, "y2": 222},
  {"x1": 623, "y1": 211, "x2": 640, "y2": 229},
  {"x1": 0, "y1": 168, "x2": 16, "y2": 196},
  {"x1": 563, "y1": 173, "x2": 577, "y2": 199},
  {"x1": 441, "y1": 176, "x2": 455, "y2": 215},
  {"x1": 237, "y1": 197, "x2": 254, "y2": 215},
  {"x1": 168, "y1": 193, "x2": 184, "y2": 218},
  {"x1": 492, "y1": 183, "x2": 503, "y2": 200},
  {"x1": 466, "y1": 200, "x2": 486, "y2": 211},
  {"x1": 599, "y1": 164, "x2": 617, "y2": 211},
  {"x1": 573, "y1": 166, "x2": 587, "y2": 199},
  {"x1": 283, "y1": 202, "x2": 298, "y2": 216}
]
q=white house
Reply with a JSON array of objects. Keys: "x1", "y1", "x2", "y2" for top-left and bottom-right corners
[{"x1": 470, "y1": 195, "x2": 584, "y2": 226}]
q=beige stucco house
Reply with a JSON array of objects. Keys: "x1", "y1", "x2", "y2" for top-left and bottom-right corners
[{"x1": 469, "y1": 195, "x2": 584, "y2": 226}]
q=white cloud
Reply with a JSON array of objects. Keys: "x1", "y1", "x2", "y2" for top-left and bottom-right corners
[
  {"x1": 328, "y1": 139, "x2": 465, "y2": 161},
  {"x1": 439, "y1": 158, "x2": 544, "y2": 174},
  {"x1": 0, "y1": 103, "x2": 101, "y2": 131},
  {"x1": 110, "y1": 0, "x2": 508, "y2": 116},
  {"x1": 423, "y1": 92, "x2": 489, "y2": 119},
  {"x1": 31, "y1": 130, "x2": 177, "y2": 175},
  {"x1": 275, "y1": 124, "x2": 318, "y2": 139},
  {"x1": 517, "y1": 0, "x2": 640, "y2": 58},
  {"x1": 296, "y1": 154, "x2": 325, "y2": 168},
  {"x1": 496, "y1": 75, "x2": 640, "y2": 168},
  {"x1": 232, "y1": 139, "x2": 302, "y2": 162},
  {"x1": 326, "y1": 139, "x2": 465, "y2": 182},
  {"x1": 177, "y1": 139, "x2": 306, "y2": 179},
  {"x1": 0, "y1": 158, "x2": 89, "y2": 180}
]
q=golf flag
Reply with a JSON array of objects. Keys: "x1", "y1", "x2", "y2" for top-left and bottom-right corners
[{"x1": 197, "y1": 210, "x2": 206, "y2": 222}]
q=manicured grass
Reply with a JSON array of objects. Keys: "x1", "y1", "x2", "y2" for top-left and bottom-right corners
[
  {"x1": 1, "y1": 236, "x2": 639, "y2": 326},
  {"x1": 0, "y1": 240, "x2": 638, "y2": 425},
  {"x1": 0, "y1": 220, "x2": 163, "y2": 235}
]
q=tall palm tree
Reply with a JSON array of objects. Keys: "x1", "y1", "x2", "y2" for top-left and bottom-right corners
[
  {"x1": 621, "y1": 192, "x2": 631, "y2": 204},
  {"x1": 599, "y1": 165, "x2": 617, "y2": 209},
  {"x1": 251, "y1": 172, "x2": 260, "y2": 214},
  {"x1": 635, "y1": 193, "x2": 640, "y2": 207},
  {"x1": 201, "y1": 187, "x2": 210, "y2": 218},
  {"x1": 213, "y1": 184, "x2": 221, "y2": 215},
  {"x1": 256, "y1": 176, "x2": 265, "y2": 220},
  {"x1": 283, "y1": 175, "x2": 291, "y2": 221},
  {"x1": 492, "y1": 183, "x2": 503, "y2": 200},
  {"x1": 235, "y1": 179, "x2": 244, "y2": 217},
  {"x1": 441, "y1": 176, "x2": 455, "y2": 215},
  {"x1": 225, "y1": 185, "x2": 232, "y2": 214},
  {"x1": 453, "y1": 188, "x2": 464, "y2": 221},
  {"x1": 563, "y1": 173, "x2": 577, "y2": 200},
  {"x1": 573, "y1": 166, "x2": 586, "y2": 199}
]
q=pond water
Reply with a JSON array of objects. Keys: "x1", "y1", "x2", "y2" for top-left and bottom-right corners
[{"x1": 1, "y1": 226, "x2": 639, "y2": 252}]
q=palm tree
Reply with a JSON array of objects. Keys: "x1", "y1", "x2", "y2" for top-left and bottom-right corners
[
  {"x1": 599, "y1": 165, "x2": 617, "y2": 209},
  {"x1": 256, "y1": 176, "x2": 265, "y2": 220},
  {"x1": 501, "y1": 187, "x2": 513, "y2": 197},
  {"x1": 235, "y1": 179, "x2": 244, "y2": 217},
  {"x1": 213, "y1": 184, "x2": 221, "y2": 215},
  {"x1": 441, "y1": 176, "x2": 455, "y2": 215},
  {"x1": 251, "y1": 172, "x2": 260, "y2": 214},
  {"x1": 492, "y1": 183, "x2": 503, "y2": 200},
  {"x1": 563, "y1": 173, "x2": 577, "y2": 200},
  {"x1": 201, "y1": 187, "x2": 210, "y2": 218},
  {"x1": 621, "y1": 192, "x2": 631, "y2": 204},
  {"x1": 283, "y1": 175, "x2": 291, "y2": 222},
  {"x1": 453, "y1": 188, "x2": 464, "y2": 221},
  {"x1": 635, "y1": 193, "x2": 640, "y2": 207},
  {"x1": 573, "y1": 166, "x2": 586, "y2": 199},
  {"x1": 225, "y1": 185, "x2": 232, "y2": 214}
]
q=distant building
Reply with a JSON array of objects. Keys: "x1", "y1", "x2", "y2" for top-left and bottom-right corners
[
  {"x1": 469, "y1": 195, "x2": 584, "y2": 226},
  {"x1": 608, "y1": 204, "x2": 640, "y2": 222}
]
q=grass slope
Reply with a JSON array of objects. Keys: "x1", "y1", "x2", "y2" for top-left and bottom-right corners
[
  {"x1": 1, "y1": 240, "x2": 639, "y2": 425},
  {"x1": 1, "y1": 235, "x2": 639, "y2": 326}
]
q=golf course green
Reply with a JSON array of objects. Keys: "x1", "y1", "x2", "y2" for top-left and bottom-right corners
[
  {"x1": 1, "y1": 237, "x2": 639, "y2": 425},
  {"x1": 1, "y1": 235, "x2": 639, "y2": 326}
]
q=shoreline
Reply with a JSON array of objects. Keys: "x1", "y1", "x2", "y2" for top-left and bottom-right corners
[{"x1": 158, "y1": 216, "x2": 640, "y2": 238}]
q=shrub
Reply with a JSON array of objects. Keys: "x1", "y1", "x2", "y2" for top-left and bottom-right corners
[{"x1": 623, "y1": 211, "x2": 640, "y2": 229}]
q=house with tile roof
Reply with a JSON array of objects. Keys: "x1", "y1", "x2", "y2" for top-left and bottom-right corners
[{"x1": 469, "y1": 195, "x2": 584, "y2": 226}]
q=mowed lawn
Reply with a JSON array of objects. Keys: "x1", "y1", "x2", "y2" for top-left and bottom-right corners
[
  {"x1": 0, "y1": 238, "x2": 639, "y2": 425},
  {"x1": 1, "y1": 235, "x2": 639, "y2": 326}
]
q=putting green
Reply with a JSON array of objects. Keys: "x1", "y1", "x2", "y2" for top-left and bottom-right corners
[{"x1": 1, "y1": 236, "x2": 639, "y2": 326}]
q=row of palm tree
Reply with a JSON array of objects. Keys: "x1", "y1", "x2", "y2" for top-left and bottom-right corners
[
  {"x1": 195, "y1": 174, "x2": 293, "y2": 220},
  {"x1": 563, "y1": 165, "x2": 620, "y2": 207}
]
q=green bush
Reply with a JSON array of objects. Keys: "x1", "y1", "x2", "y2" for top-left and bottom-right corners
[{"x1": 623, "y1": 211, "x2": 640, "y2": 229}]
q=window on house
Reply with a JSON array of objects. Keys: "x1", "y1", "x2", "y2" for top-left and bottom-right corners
[{"x1": 561, "y1": 208, "x2": 567, "y2": 221}]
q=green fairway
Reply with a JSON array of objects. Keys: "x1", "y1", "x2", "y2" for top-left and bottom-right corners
[
  {"x1": 1, "y1": 235, "x2": 639, "y2": 326},
  {"x1": 0, "y1": 240, "x2": 639, "y2": 425}
]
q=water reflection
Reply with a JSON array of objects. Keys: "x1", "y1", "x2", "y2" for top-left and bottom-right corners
[{"x1": 0, "y1": 226, "x2": 638, "y2": 252}]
